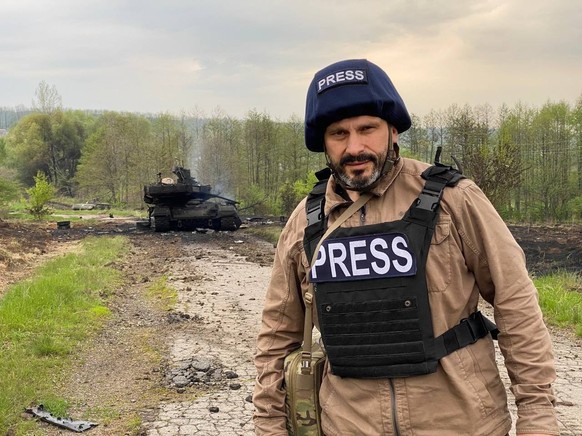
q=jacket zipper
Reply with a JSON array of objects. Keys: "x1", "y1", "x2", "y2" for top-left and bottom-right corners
[
  {"x1": 360, "y1": 204, "x2": 366, "y2": 225},
  {"x1": 389, "y1": 379, "x2": 401, "y2": 436}
]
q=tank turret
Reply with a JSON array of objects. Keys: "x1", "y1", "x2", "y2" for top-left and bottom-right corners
[{"x1": 143, "y1": 166, "x2": 242, "y2": 232}]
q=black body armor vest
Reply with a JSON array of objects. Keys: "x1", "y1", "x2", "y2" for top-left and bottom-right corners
[{"x1": 303, "y1": 164, "x2": 498, "y2": 379}]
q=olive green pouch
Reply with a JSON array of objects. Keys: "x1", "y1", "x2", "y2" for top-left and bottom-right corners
[{"x1": 283, "y1": 332, "x2": 325, "y2": 435}]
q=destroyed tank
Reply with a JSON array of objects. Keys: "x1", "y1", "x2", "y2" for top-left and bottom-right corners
[{"x1": 143, "y1": 166, "x2": 242, "y2": 232}]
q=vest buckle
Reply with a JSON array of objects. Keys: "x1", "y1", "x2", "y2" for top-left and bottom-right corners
[
  {"x1": 307, "y1": 198, "x2": 324, "y2": 226},
  {"x1": 459, "y1": 316, "x2": 479, "y2": 342},
  {"x1": 416, "y1": 189, "x2": 443, "y2": 211}
]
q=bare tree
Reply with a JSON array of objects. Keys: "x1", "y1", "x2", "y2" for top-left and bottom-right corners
[{"x1": 32, "y1": 81, "x2": 62, "y2": 114}]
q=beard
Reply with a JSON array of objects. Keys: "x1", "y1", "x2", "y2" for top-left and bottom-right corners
[{"x1": 328, "y1": 148, "x2": 388, "y2": 190}]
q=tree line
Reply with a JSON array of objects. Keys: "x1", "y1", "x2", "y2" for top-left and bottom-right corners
[
  {"x1": 0, "y1": 86, "x2": 581, "y2": 222},
  {"x1": 406, "y1": 100, "x2": 582, "y2": 222}
]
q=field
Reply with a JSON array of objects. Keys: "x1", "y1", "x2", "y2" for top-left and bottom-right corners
[{"x1": 0, "y1": 217, "x2": 580, "y2": 434}]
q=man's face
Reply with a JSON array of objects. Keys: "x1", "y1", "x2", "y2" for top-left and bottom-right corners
[{"x1": 324, "y1": 116, "x2": 398, "y2": 190}]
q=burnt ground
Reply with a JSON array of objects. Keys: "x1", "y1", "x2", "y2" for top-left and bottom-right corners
[
  {"x1": 0, "y1": 217, "x2": 581, "y2": 435},
  {"x1": 507, "y1": 224, "x2": 582, "y2": 276}
]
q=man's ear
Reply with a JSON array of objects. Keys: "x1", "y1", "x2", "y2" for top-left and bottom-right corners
[
  {"x1": 389, "y1": 124, "x2": 399, "y2": 159},
  {"x1": 391, "y1": 126, "x2": 399, "y2": 142},
  {"x1": 391, "y1": 142, "x2": 400, "y2": 160}
]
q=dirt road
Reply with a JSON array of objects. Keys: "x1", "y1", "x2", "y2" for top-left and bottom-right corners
[{"x1": 1, "y1": 219, "x2": 581, "y2": 435}]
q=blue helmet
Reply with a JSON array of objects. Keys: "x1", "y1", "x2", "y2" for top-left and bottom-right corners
[{"x1": 304, "y1": 59, "x2": 411, "y2": 152}]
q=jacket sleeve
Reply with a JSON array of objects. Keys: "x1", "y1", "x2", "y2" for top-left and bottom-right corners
[
  {"x1": 253, "y1": 205, "x2": 308, "y2": 435},
  {"x1": 450, "y1": 182, "x2": 559, "y2": 435}
]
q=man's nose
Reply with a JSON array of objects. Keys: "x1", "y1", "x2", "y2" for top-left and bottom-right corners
[{"x1": 345, "y1": 133, "x2": 365, "y2": 154}]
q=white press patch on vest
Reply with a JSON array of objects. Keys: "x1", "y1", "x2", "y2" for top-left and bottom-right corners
[
  {"x1": 310, "y1": 232, "x2": 417, "y2": 283},
  {"x1": 316, "y1": 69, "x2": 368, "y2": 94}
]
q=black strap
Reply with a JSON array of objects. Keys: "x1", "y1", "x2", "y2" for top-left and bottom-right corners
[
  {"x1": 306, "y1": 168, "x2": 331, "y2": 226},
  {"x1": 418, "y1": 165, "x2": 464, "y2": 209},
  {"x1": 415, "y1": 178, "x2": 447, "y2": 212},
  {"x1": 304, "y1": 169, "x2": 331, "y2": 261},
  {"x1": 421, "y1": 162, "x2": 465, "y2": 187},
  {"x1": 306, "y1": 185, "x2": 326, "y2": 227},
  {"x1": 405, "y1": 164, "x2": 466, "y2": 227},
  {"x1": 433, "y1": 311, "x2": 499, "y2": 360}
]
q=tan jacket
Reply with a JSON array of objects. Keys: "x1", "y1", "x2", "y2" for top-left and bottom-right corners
[{"x1": 253, "y1": 158, "x2": 558, "y2": 435}]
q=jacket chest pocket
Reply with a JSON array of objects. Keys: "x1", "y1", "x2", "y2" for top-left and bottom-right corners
[{"x1": 426, "y1": 217, "x2": 452, "y2": 293}]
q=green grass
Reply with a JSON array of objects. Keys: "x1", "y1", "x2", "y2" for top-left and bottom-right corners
[
  {"x1": 243, "y1": 225, "x2": 282, "y2": 246},
  {"x1": 5, "y1": 198, "x2": 147, "y2": 222},
  {"x1": 0, "y1": 236, "x2": 127, "y2": 435},
  {"x1": 146, "y1": 276, "x2": 178, "y2": 310},
  {"x1": 57, "y1": 208, "x2": 147, "y2": 218},
  {"x1": 535, "y1": 271, "x2": 582, "y2": 337}
]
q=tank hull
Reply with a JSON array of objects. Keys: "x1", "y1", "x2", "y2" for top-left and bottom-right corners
[
  {"x1": 149, "y1": 203, "x2": 242, "y2": 232},
  {"x1": 144, "y1": 167, "x2": 242, "y2": 232}
]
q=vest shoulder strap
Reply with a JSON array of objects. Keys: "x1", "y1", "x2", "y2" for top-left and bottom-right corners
[
  {"x1": 306, "y1": 168, "x2": 330, "y2": 227},
  {"x1": 415, "y1": 163, "x2": 465, "y2": 212},
  {"x1": 421, "y1": 162, "x2": 465, "y2": 186},
  {"x1": 303, "y1": 168, "x2": 330, "y2": 263}
]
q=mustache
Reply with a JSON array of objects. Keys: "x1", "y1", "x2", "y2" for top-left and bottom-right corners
[{"x1": 340, "y1": 153, "x2": 378, "y2": 166}]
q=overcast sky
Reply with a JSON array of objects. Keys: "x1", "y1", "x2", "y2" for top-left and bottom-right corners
[{"x1": 1, "y1": 0, "x2": 581, "y2": 120}]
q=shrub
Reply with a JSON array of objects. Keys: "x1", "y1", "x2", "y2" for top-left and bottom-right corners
[{"x1": 26, "y1": 171, "x2": 55, "y2": 219}]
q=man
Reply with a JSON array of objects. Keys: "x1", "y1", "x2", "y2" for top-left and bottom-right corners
[{"x1": 253, "y1": 59, "x2": 558, "y2": 435}]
